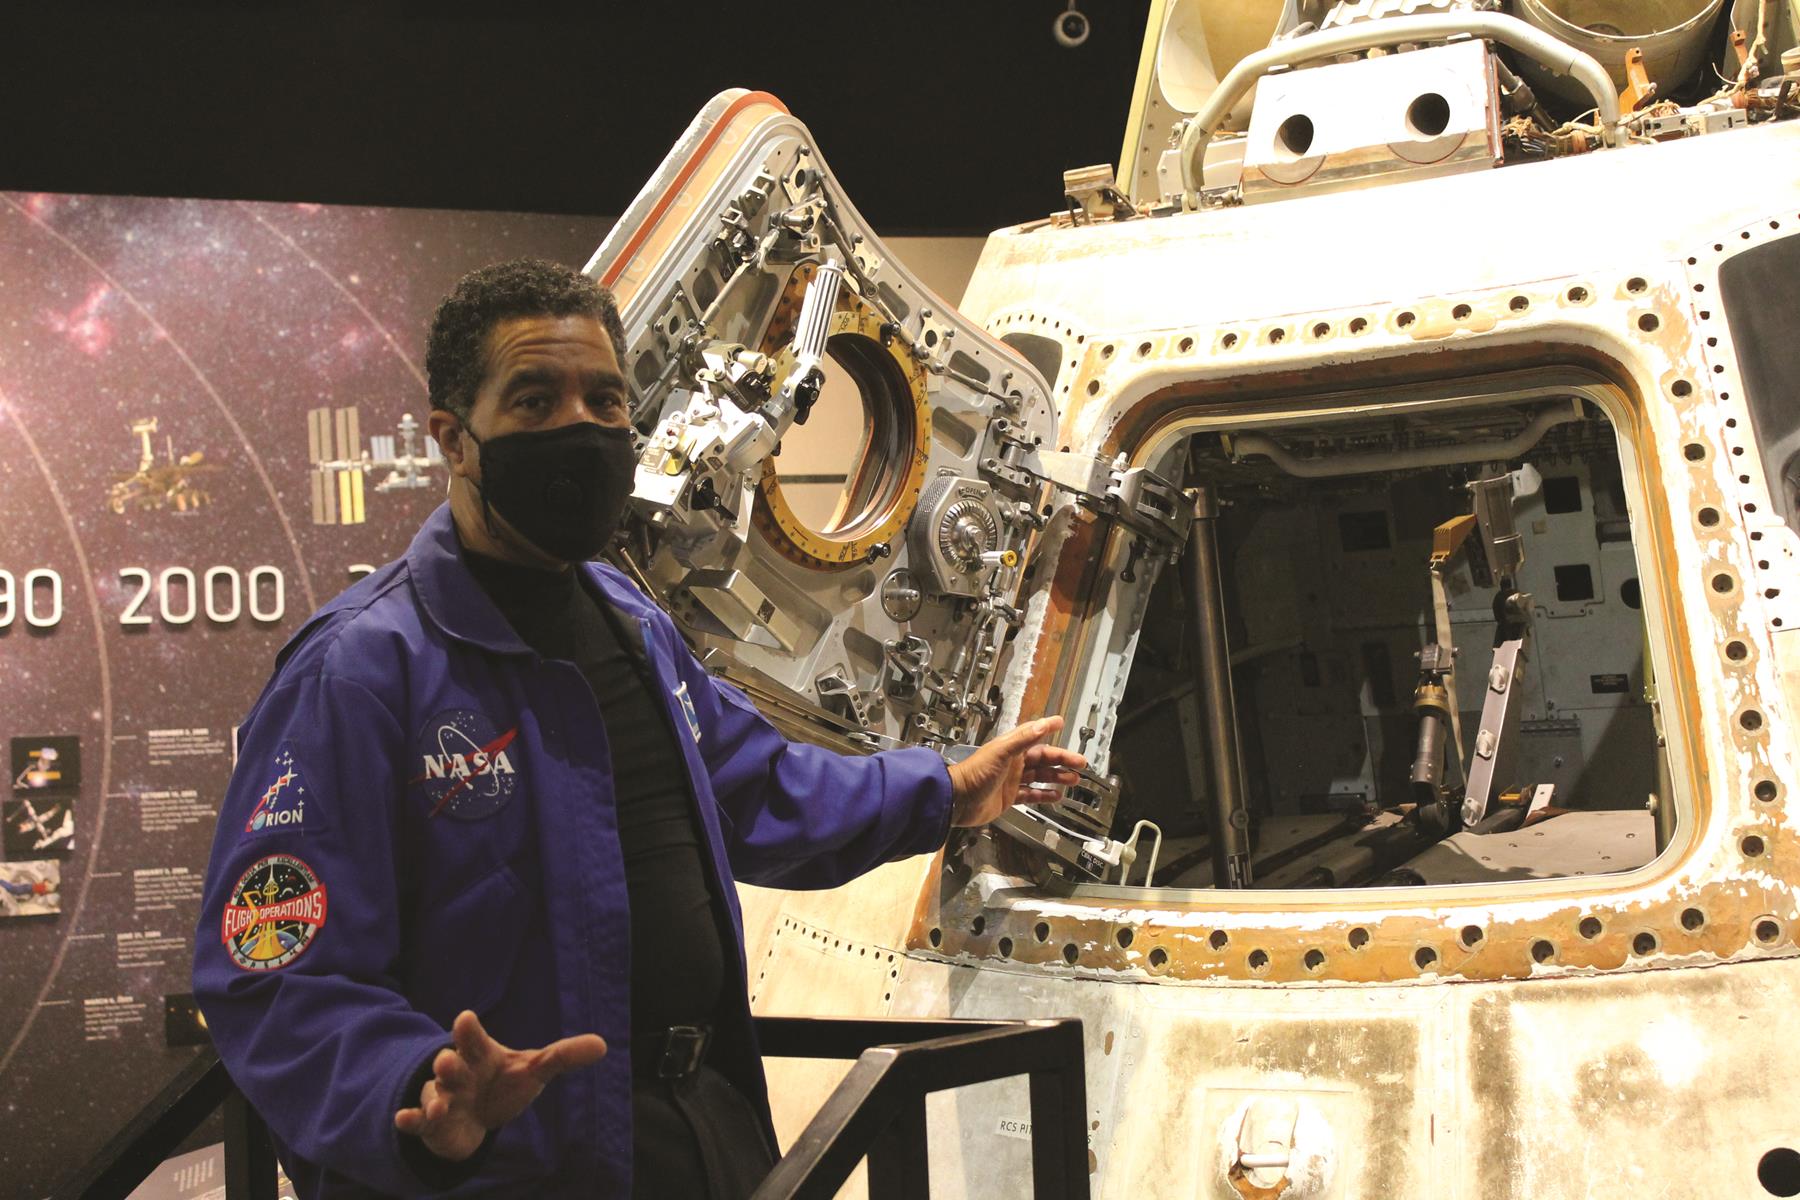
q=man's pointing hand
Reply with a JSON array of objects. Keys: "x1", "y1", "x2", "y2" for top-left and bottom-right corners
[
  {"x1": 947, "y1": 715, "x2": 1087, "y2": 828},
  {"x1": 393, "y1": 1010, "x2": 606, "y2": 1162}
]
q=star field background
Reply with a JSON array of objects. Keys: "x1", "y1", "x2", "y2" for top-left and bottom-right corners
[{"x1": 0, "y1": 192, "x2": 612, "y2": 1197}]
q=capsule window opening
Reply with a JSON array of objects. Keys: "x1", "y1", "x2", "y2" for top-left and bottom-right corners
[
  {"x1": 1073, "y1": 385, "x2": 1674, "y2": 895},
  {"x1": 769, "y1": 331, "x2": 916, "y2": 535}
]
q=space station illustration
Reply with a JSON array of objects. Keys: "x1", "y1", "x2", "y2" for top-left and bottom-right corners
[
  {"x1": 13, "y1": 744, "x2": 68, "y2": 791},
  {"x1": 6, "y1": 795, "x2": 73, "y2": 856},
  {"x1": 306, "y1": 406, "x2": 442, "y2": 525},
  {"x1": 589, "y1": 0, "x2": 1800, "y2": 1195}
]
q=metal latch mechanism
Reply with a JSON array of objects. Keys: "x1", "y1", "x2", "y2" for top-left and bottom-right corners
[
  {"x1": 1230, "y1": 1096, "x2": 1299, "y2": 1198},
  {"x1": 978, "y1": 435, "x2": 1198, "y2": 882},
  {"x1": 1012, "y1": 445, "x2": 1192, "y2": 552}
]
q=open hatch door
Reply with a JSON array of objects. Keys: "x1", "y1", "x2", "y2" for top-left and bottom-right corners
[{"x1": 589, "y1": 90, "x2": 1061, "y2": 760}]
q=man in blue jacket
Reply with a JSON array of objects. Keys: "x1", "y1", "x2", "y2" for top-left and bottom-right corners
[{"x1": 193, "y1": 259, "x2": 1082, "y2": 1198}]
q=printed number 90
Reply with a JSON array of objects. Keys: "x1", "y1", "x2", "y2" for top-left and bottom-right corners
[
  {"x1": 119, "y1": 566, "x2": 285, "y2": 626},
  {"x1": 0, "y1": 569, "x2": 64, "y2": 629}
]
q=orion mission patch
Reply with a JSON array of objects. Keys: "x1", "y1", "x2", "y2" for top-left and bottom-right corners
[
  {"x1": 221, "y1": 854, "x2": 328, "y2": 971},
  {"x1": 242, "y1": 743, "x2": 313, "y2": 836}
]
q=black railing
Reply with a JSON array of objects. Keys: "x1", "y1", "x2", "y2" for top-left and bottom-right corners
[
  {"x1": 754, "y1": 1017, "x2": 1089, "y2": 1200},
  {"x1": 49, "y1": 1047, "x2": 277, "y2": 1200},
  {"x1": 54, "y1": 1016, "x2": 1088, "y2": 1200}
]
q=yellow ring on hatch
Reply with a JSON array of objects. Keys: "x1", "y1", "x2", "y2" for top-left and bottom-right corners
[{"x1": 752, "y1": 263, "x2": 932, "y2": 572}]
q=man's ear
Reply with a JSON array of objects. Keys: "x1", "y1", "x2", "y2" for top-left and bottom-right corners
[{"x1": 427, "y1": 410, "x2": 473, "y2": 477}]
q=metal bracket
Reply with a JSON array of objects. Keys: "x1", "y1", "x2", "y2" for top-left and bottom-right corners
[
  {"x1": 1063, "y1": 164, "x2": 1136, "y2": 225},
  {"x1": 992, "y1": 763, "x2": 1129, "y2": 882},
  {"x1": 1462, "y1": 631, "x2": 1529, "y2": 826},
  {"x1": 1021, "y1": 450, "x2": 1193, "y2": 549}
]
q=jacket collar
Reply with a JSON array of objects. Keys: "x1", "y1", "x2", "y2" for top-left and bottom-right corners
[
  {"x1": 406, "y1": 503, "x2": 658, "y2": 655},
  {"x1": 406, "y1": 504, "x2": 537, "y2": 655}
]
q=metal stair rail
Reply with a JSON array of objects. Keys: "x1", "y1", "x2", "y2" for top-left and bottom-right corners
[
  {"x1": 52, "y1": 1015, "x2": 1089, "y2": 1200},
  {"x1": 753, "y1": 1016, "x2": 1090, "y2": 1200},
  {"x1": 49, "y1": 1047, "x2": 278, "y2": 1200}
]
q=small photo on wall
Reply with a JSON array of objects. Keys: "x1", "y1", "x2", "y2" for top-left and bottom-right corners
[
  {"x1": 11, "y1": 735, "x2": 81, "y2": 793},
  {"x1": 0, "y1": 861, "x2": 61, "y2": 918},
  {"x1": 4, "y1": 795, "x2": 73, "y2": 858},
  {"x1": 164, "y1": 993, "x2": 209, "y2": 1047}
]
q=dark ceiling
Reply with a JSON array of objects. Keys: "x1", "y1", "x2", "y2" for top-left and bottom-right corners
[{"x1": 2, "y1": 1, "x2": 1153, "y2": 234}]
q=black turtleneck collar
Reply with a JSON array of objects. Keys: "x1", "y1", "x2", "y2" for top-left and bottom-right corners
[
  {"x1": 460, "y1": 544, "x2": 592, "y2": 658},
  {"x1": 462, "y1": 547, "x2": 576, "y2": 609}
]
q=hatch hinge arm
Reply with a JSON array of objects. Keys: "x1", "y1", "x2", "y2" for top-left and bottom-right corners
[{"x1": 1004, "y1": 444, "x2": 1193, "y2": 550}]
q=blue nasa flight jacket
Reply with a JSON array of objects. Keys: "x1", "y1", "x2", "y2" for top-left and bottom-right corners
[{"x1": 192, "y1": 504, "x2": 955, "y2": 1198}]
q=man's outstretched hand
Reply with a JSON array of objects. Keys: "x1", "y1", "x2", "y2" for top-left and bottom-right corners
[
  {"x1": 947, "y1": 716, "x2": 1087, "y2": 828},
  {"x1": 393, "y1": 1010, "x2": 606, "y2": 1162}
]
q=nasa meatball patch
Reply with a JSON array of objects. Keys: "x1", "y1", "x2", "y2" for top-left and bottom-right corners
[
  {"x1": 411, "y1": 709, "x2": 520, "y2": 820},
  {"x1": 241, "y1": 743, "x2": 316, "y2": 838},
  {"x1": 221, "y1": 854, "x2": 328, "y2": 971}
]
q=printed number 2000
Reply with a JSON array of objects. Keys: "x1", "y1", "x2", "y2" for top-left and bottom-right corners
[{"x1": 119, "y1": 565, "x2": 285, "y2": 626}]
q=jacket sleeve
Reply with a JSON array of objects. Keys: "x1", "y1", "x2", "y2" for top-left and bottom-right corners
[
  {"x1": 658, "y1": 617, "x2": 954, "y2": 889},
  {"x1": 192, "y1": 668, "x2": 483, "y2": 1195}
]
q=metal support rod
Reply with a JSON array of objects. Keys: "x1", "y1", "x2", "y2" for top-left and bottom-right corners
[
  {"x1": 867, "y1": 1094, "x2": 930, "y2": 1200},
  {"x1": 224, "y1": 1087, "x2": 280, "y2": 1200},
  {"x1": 1410, "y1": 706, "x2": 1448, "y2": 789},
  {"x1": 1029, "y1": 1064, "x2": 1088, "y2": 1200},
  {"x1": 49, "y1": 1050, "x2": 232, "y2": 1200},
  {"x1": 1187, "y1": 486, "x2": 1252, "y2": 888},
  {"x1": 1408, "y1": 646, "x2": 1455, "y2": 803},
  {"x1": 1231, "y1": 403, "x2": 1581, "y2": 479}
]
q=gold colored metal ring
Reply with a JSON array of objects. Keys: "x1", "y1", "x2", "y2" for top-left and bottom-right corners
[{"x1": 752, "y1": 263, "x2": 932, "y2": 571}]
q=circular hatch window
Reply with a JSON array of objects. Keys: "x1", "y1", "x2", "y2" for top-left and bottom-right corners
[{"x1": 755, "y1": 264, "x2": 931, "y2": 570}]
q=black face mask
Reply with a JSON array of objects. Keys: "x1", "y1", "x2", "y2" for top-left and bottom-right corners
[{"x1": 464, "y1": 422, "x2": 637, "y2": 562}]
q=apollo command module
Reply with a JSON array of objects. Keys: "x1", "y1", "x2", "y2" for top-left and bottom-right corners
[{"x1": 589, "y1": 1, "x2": 1800, "y2": 1194}]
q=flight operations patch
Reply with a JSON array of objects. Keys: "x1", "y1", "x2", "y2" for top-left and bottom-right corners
[
  {"x1": 410, "y1": 709, "x2": 520, "y2": 820},
  {"x1": 242, "y1": 743, "x2": 314, "y2": 837},
  {"x1": 221, "y1": 854, "x2": 328, "y2": 971}
]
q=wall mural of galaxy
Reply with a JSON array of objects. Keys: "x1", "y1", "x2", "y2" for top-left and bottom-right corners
[{"x1": 0, "y1": 193, "x2": 612, "y2": 1196}]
